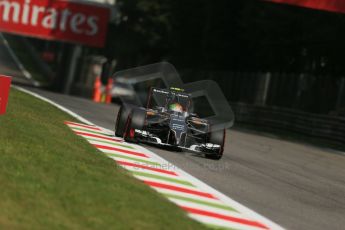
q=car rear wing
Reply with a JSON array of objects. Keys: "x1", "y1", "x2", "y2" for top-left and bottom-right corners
[{"x1": 112, "y1": 62, "x2": 184, "y2": 106}]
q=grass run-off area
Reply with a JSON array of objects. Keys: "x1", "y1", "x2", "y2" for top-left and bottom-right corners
[{"x1": 0, "y1": 88, "x2": 207, "y2": 229}]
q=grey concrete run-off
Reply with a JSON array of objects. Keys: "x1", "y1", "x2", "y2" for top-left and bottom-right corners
[{"x1": 24, "y1": 88, "x2": 345, "y2": 230}]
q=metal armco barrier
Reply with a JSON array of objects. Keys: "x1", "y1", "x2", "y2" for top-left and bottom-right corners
[
  {"x1": 0, "y1": 75, "x2": 11, "y2": 115},
  {"x1": 231, "y1": 102, "x2": 345, "y2": 144}
]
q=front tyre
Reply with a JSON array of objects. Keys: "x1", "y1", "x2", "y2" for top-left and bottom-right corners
[
  {"x1": 115, "y1": 104, "x2": 132, "y2": 137},
  {"x1": 205, "y1": 129, "x2": 225, "y2": 160}
]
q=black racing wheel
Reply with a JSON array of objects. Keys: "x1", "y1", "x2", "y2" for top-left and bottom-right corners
[
  {"x1": 123, "y1": 108, "x2": 146, "y2": 142},
  {"x1": 115, "y1": 104, "x2": 133, "y2": 137},
  {"x1": 206, "y1": 129, "x2": 225, "y2": 160}
]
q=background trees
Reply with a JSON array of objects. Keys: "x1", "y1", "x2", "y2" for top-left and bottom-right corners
[
  {"x1": 103, "y1": 0, "x2": 345, "y2": 114},
  {"x1": 105, "y1": 0, "x2": 345, "y2": 74}
]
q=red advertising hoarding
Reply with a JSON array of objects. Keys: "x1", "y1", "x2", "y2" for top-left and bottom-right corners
[
  {"x1": 0, "y1": 75, "x2": 11, "y2": 115},
  {"x1": 266, "y1": 0, "x2": 345, "y2": 14},
  {"x1": 0, "y1": 0, "x2": 110, "y2": 47}
]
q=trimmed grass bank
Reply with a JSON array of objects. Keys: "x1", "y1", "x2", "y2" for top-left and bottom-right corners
[{"x1": 0, "y1": 89, "x2": 206, "y2": 229}]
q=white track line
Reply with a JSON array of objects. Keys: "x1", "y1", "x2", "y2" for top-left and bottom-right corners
[{"x1": 14, "y1": 86, "x2": 93, "y2": 125}]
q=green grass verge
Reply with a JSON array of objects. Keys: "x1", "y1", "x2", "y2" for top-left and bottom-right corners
[{"x1": 0, "y1": 89, "x2": 207, "y2": 230}]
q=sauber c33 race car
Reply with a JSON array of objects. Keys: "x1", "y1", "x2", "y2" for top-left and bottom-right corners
[
  {"x1": 112, "y1": 62, "x2": 234, "y2": 160},
  {"x1": 115, "y1": 87, "x2": 227, "y2": 160}
]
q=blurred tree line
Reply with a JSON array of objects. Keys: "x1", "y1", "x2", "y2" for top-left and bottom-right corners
[
  {"x1": 104, "y1": 0, "x2": 345, "y2": 74},
  {"x1": 101, "y1": 0, "x2": 345, "y2": 114}
]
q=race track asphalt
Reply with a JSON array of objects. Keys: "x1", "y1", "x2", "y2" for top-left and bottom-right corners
[
  {"x1": 22, "y1": 88, "x2": 345, "y2": 230},
  {"x1": 1, "y1": 38, "x2": 344, "y2": 229}
]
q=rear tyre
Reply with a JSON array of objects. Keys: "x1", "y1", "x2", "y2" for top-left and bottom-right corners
[
  {"x1": 205, "y1": 129, "x2": 225, "y2": 160},
  {"x1": 115, "y1": 104, "x2": 132, "y2": 137}
]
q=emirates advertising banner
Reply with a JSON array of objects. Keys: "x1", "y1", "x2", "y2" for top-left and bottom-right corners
[
  {"x1": 0, "y1": 0, "x2": 110, "y2": 47},
  {"x1": 267, "y1": 0, "x2": 345, "y2": 14}
]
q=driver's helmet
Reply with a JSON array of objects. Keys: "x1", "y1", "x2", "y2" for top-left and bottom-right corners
[{"x1": 169, "y1": 103, "x2": 183, "y2": 112}]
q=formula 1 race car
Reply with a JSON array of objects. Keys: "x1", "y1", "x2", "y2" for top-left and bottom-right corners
[{"x1": 115, "y1": 87, "x2": 226, "y2": 160}]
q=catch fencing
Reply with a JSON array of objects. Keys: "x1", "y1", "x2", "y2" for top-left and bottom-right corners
[{"x1": 182, "y1": 70, "x2": 345, "y2": 143}]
